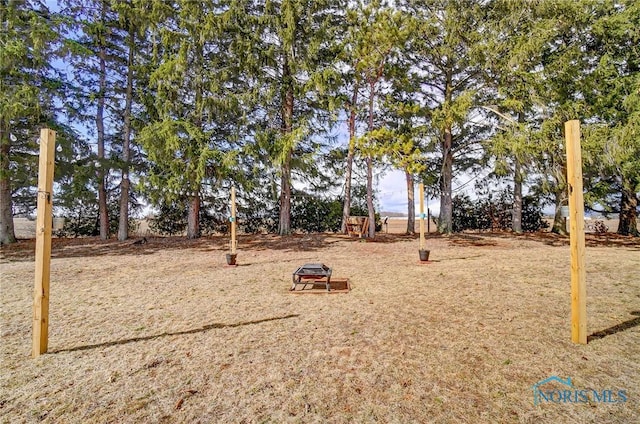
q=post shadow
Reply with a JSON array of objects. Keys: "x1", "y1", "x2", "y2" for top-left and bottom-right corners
[
  {"x1": 588, "y1": 311, "x2": 640, "y2": 342},
  {"x1": 50, "y1": 314, "x2": 299, "y2": 354}
]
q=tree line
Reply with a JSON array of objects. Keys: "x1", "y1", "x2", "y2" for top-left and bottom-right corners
[{"x1": 1, "y1": 0, "x2": 638, "y2": 244}]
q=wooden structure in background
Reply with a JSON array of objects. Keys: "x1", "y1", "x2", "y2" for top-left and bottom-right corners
[
  {"x1": 33, "y1": 129, "x2": 56, "y2": 358},
  {"x1": 565, "y1": 120, "x2": 587, "y2": 345},
  {"x1": 346, "y1": 216, "x2": 369, "y2": 238}
]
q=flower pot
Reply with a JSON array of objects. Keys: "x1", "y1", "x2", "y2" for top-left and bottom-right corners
[
  {"x1": 225, "y1": 253, "x2": 237, "y2": 266},
  {"x1": 419, "y1": 249, "x2": 430, "y2": 262}
]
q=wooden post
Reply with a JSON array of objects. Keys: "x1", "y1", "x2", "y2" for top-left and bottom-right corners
[
  {"x1": 33, "y1": 128, "x2": 56, "y2": 357},
  {"x1": 419, "y1": 183, "x2": 426, "y2": 251},
  {"x1": 230, "y1": 187, "x2": 237, "y2": 254},
  {"x1": 565, "y1": 120, "x2": 587, "y2": 345}
]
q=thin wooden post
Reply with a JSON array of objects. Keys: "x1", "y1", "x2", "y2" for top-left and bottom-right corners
[
  {"x1": 419, "y1": 183, "x2": 426, "y2": 251},
  {"x1": 565, "y1": 120, "x2": 587, "y2": 345},
  {"x1": 230, "y1": 187, "x2": 237, "y2": 254},
  {"x1": 33, "y1": 128, "x2": 56, "y2": 357}
]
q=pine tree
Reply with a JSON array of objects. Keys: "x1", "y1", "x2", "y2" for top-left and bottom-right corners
[
  {"x1": 482, "y1": 0, "x2": 548, "y2": 234},
  {"x1": 62, "y1": 0, "x2": 128, "y2": 239},
  {"x1": 139, "y1": 1, "x2": 242, "y2": 238},
  {"x1": 407, "y1": 0, "x2": 490, "y2": 234},
  {"x1": 349, "y1": 1, "x2": 411, "y2": 238},
  {"x1": 0, "y1": 1, "x2": 63, "y2": 244},
  {"x1": 111, "y1": 0, "x2": 149, "y2": 241},
  {"x1": 238, "y1": 0, "x2": 345, "y2": 235},
  {"x1": 582, "y1": 0, "x2": 640, "y2": 236}
]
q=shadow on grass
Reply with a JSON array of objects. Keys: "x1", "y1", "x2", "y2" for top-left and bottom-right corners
[
  {"x1": 241, "y1": 232, "x2": 417, "y2": 251},
  {"x1": 2, "y1": 233, "x2": 419, "y2": 262},
  {"x1": 1, "y1": 236, "x2": 226, "y2": 262},
  {"x1": 3, "y1": 231, "x2": 637, "y2": 263},
  {"x1": 434, "y1": 231, "x2": 640, "y2": 249},
  {"x1": 588, "y1": 311, "x2": 640, "y2": 342},
  {"x1": 50, "y1": 314, "x2": 300, "y2": 354}
]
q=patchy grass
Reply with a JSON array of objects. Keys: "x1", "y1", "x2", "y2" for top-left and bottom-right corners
[{"x1": 1, "y1": 232, "x2": 639, "y2": 423}]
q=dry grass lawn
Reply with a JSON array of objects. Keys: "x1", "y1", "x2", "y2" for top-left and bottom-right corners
[{"x1": 1, "y1": 230, "x2": 639, "y2": 423}]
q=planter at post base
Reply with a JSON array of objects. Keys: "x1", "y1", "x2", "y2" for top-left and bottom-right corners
[
  {"x1": 419, "y1": 249, "x2": 430, "y2": 262},
  {"x1": 225, "y1": 253, "x2": 237, "y2": 266}
]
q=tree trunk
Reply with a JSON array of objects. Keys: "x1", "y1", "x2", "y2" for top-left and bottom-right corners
[
  {"x1": 186, "y1": 194, "x2": 200, "y2": 239},
  {"x1": 279, "y1": 151, "x2": 292, "y2": 235},
  {"x1": 97, "y1": 18, "x2": 109, "y2": 240},
  {"x1": 438, "y1": 68, "x2": 454, "y2": 234},
  {"x1": 512, "y1": 111, "x2": 525, "y2": 234},
  {"x1": 118, "y1": 25, "x2": 135, "y2": 241},
  {"x1": 438, "y1": 126, "x2": 453, "y2": 234},
  {"x1": 366, "y1": 80, "x2": 376, "y2": 238},
  {"x1": 341, "y1": 85, "x2": 358, "y2": 234},
  {"x1": 278, "y1": 55, "x2": 294, "y2": 236},
  {"x1": 366, "y1": 157, "x2": 375, "y2": 237},
  {"x1": 0, "y1": 123, "x2": 16, "y2": 245},
  {"x1": 617, "y1": 181, "x2": 639, "y2": 236},
  {"x1": 551, "y1": 188, "x2": 568, "y2": 235},
  {"x1": 512, "y1": 158, "x2": 523, "y2": 233},
  {"x1": 405, "y1": 170, "x2": 415, "y2": 235}
]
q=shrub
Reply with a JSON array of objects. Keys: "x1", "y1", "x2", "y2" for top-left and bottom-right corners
[{"x1": 452, "y1": 189, "x2": 548, "y2": 233}]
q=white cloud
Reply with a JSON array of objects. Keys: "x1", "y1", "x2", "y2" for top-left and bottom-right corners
[{"x1": 377, "y1": 169, "x2": 439, "y2": 215}]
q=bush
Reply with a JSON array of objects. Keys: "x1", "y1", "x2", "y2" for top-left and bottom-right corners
[
  {"x1": 149, "y1": 197, "x2": 227, "y2": 236},
  {"x1": 452, "y1": 190, "x2": 548, "y2": 233},
  {"x1": 291, "y1": 194, "x2": 343, "y2": 233},
  {"x1": 55, "y1": 193, "x2": 137, "y2": 237}
]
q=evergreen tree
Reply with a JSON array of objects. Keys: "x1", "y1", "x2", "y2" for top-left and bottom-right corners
[
  {"x1": 62, "y1": 0, "x2": 129, "y2": 239},
  {"x1": 0, "y1": 1, "x2": 64, "y2": 244},
  {"x1": 238, "y1": 0, "x2": 345, "y2": 235},
  {"x1": 482, "y1": 0, "x2": 549, "y2": 234},
  {"x1": 582, "y1": 0, "x2": 640, "y2": 236},
  {"x1": 407, "y1": 0, "x2": 491, "y2": 234},
  {"x1": 350, "y1": 1, "x2": 411, "y2": 237},
  {"x1": 139, "y1": 1, "x2": 242, "y2": 239}
]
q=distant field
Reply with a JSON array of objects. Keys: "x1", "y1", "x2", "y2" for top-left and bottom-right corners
[{"x1": 13, "y1": 217, "x2": 634, "y2": 239}]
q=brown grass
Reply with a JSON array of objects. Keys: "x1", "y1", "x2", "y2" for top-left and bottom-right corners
[{"x1": 1, "y1": 232, "x2": 639, "y2": 423}]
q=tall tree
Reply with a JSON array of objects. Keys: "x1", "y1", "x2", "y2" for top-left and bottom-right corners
[
  {"x1": 111, "y1": 0, "x2": 148, "y2": 241},
  {"x1": 583, "y1": 0, "x2": 640, "y2": 236},
  {"x1": 482, "y1": 1, "x2": 548, "y2": 234},
  {"x1": 408, "y1": 0, "x2": 489, "y2": 234},
  {"x1": 351, "y1": 1, "x2": 410, "y2": 237},
  {"x1": 140, "y1": 1, "x2": 242, "y2": 239},
  {"x1": 62, "y1": 0, "x2": 127, "y2": 239},
  {"x1": 0, "y1": 1, "x2": 62, "y2": 244},
  {"x1": 240, "y1": 0, "x2": 345, "y2": 235}
]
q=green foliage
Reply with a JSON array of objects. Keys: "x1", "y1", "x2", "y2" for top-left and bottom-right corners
[
  {"x1": 291, "y1": 193, "x2": 342, "y2": 233},
  {"x1": 148, "y1": 197, "x2": 227, "y2": 236},
  {"x1": 3, "y1": 0, "x2": 638, "y2": 243},
  {"x1": 452, "y1": 190, "x2": 548, "y2": 233},
  {"x1": 56, "y1": 191, "x2": 139, "y2": 237}
]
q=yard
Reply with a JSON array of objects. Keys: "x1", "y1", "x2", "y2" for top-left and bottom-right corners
[{"x1": 1, "y1": 231, "x2": 638, "y2": 423}]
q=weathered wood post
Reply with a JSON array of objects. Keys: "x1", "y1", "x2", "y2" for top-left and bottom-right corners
[
  {"x1": 230, "y1": 186, "x2": 237, "y2": 254},
  {"x1": 565, "y1": 120, "x2": 587, "y2": 344},
  {"x1": 33, "y1": 128, "x2": 56, "y2": 357},
  {"x1": 419, "y1": 183, "x2": 426, "y2": 251}
]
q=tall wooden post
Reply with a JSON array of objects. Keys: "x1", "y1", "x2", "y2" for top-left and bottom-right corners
[
  {"x1": 230, "y1": 187, "x2": 237, "y2": 254},
  {"x1": 565, "y1": 120, "x2": 587, "y2": 345},
  {"x1": 419, "y1": 183, "x2": 426, "y2": 251},
  {"x1": 33, "y1": 129, "x2": 56, "y2": 357}
]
